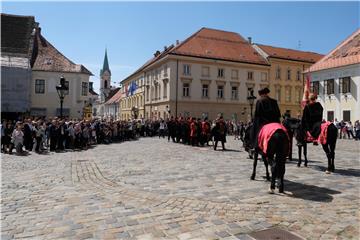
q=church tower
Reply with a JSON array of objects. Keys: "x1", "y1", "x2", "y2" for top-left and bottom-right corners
[{"x1": 100, "y1": 48, "x2": 111, "y2": 102}]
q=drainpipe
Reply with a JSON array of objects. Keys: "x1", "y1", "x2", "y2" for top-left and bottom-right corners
[{"x1": 175, "y1": 59, "x2": 179, "y2": 118}]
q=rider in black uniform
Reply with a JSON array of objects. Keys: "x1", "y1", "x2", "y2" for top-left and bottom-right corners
[
  {"x1": 251, "y1": 87, "x2": 281, "y2": 149},
  {"x1": 301, "y1": 93, "x2": 323, "y2": 141}
]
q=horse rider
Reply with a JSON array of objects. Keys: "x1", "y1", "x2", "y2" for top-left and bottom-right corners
[
  {"x1": 301, "y1": 93, "x2": 323, "y2": 144},
  {"x1": 251, "y1": 87, "x2": 281, "y2": 150}
]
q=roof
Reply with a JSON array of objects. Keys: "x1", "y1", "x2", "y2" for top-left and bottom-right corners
[
  {"x1": 307, "y1": 28, "x2": 360, "y2": 72},
  {"x1": 105, "y1": 87, "x2": 121, "y2": 102},
  {"x1": 121, "y1": 27, "x2": 269, "y2": 83},
  {"x1": 89, "y1": 89, "x2": 99, "y2": 96},
  {"x1": 1, "y1": 13, "x2": 35, "y2": 55},
  {"x1": 32, "y1": 28, "x2": 93, "y2": 75},
  {"x1": 105, "y1": 88, "x2": 121, "y2": 104},
  {"x1": 100, "y1": 48, "x2": 111, "y2": 75},
  {"x1": 170, "y1": 27, "x2": 269, "y2": 65},
  {"x1": 257, "y1": 44, "x2": 324, "y2": 63}
]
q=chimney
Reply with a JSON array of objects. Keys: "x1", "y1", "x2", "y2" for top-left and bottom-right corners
[
  {"x1": 248, "y1": 37, "x2": 252, "y2": 44},
  {"x1": 154, "y1": 50, "x2": 161, "y2": 57},
  {"x1": 164, "y1": 46, "x2": 167, "y2": 51},
  {"x1": 176, "y1": 40, "x2": 180, "y2": 45}
]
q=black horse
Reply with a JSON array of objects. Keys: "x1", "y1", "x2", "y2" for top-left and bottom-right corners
[
  {"x1": 243, "y1": 123, "x2": 290, "y2": 193},
  {"x1": 283, "y1": 118, "x2": 338, "y2": 173}
]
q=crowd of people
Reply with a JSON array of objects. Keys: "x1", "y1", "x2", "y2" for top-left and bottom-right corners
[
  {"x1": 333, "y1": 119, "x2": 360, "y2": 140},
  {"x1": 0, "y1": 117, "x2": 249, "y2": 155}
]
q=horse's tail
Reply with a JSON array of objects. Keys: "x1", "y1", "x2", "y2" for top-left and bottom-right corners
[
  {"x1": 327, "y1": 123, "x2": 338, "y2": 144},
  {"x1": 270, "y1": 129, "x2": 290, "y2": 161}
]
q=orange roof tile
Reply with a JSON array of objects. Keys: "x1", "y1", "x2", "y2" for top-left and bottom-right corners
[
  {"x1": 171, "y1": 28, "x2": 269, "y2": 65},
  {"x1": 105, "y1": 88, "x2": 121, "y2": 104},
  {"x1": 32, "y1": 28, "x2": 93, "y2": 75},
  {"x1": 257, "y1": 44, "x2": 324, "y2": 63},
  {"x1": 307, "y1": 28, "x2": 360, "y2": 72}
]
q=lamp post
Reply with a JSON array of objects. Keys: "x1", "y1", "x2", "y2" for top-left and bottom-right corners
[
  {"x1": 247, "y1": 88, "x2": 256, "y2": 121},
  {"x1": 56, "y1": 76, "x2": 68, "y2": 118}
]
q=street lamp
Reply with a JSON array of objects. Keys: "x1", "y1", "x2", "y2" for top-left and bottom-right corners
[
  {"x1": 247, "y1": 88, "x2": 256, "y2": 121},
  {"x1": 56, "y1": 76, "x2": 68, "y2": 118}
]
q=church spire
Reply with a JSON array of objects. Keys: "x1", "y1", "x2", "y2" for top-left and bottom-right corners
[{"x1": 101, "y1": 48, "x2": 111, "y2": 75}]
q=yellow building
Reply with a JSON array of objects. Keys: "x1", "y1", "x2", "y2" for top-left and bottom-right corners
[
  {"x1": 120, "y1": 28, "x2": 324, "y2": 120},
  {"x1": 253, "y1": 44, "x2": 324, "y2": 117},
  {"x1": 120, "y1": 28, "x2": 271, "y2": 121}
]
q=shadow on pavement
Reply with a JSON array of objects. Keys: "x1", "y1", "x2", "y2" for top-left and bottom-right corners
[
  {"x1": 284, "y1": 179, "x2": 341, "y2": 202},
  {"x1": 312, "y1": 165, "x2": 360, "y2": 177}
]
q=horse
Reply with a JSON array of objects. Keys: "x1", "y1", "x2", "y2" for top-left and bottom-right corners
[
  {"x1": 284, "y1": 118, "x2": 338, "y2": 173},
  {"x1": 243, "y1": 123, "x2": 290, "y2": 193}
]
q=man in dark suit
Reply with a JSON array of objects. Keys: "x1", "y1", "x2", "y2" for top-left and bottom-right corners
[
  {"x1": 251, "y1": 87, "x2": 281, "y2": 149},
  {"x1": 302, "y1": 93, "x2": 323, "y2": 140}
]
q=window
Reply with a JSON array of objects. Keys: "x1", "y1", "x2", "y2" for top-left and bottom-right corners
[
  {"x1": 231, "y1": 70, "x2": 238, "y2": 79},
  {"x1": 343, "y1": 110, "x2": 350, "y2": 122},
  {"x1": 339, "y1": 77, "x2": 351, "y2": 93},
  {"x1": 296, "y1": 69, "x2": 301, "y2": 81},
  {"x1": 183, "y1": 83, "x2": 190, "y2": 97},
  {"x1": 218, "y1": 68, "x2": 224, "y2": 78},
  {"x1": 163, "y1": 81, "x2": 167, "y2": 98},
  {"x1": 155, "y1": 69, "x2": 159, "y2": 80},
  {"x1": 295, "y1": 88, "x2": 301, "y2": 103},
  {"x1": 325, "y1": 79, "x2": 335, "y2": 95},
  {"x1": 261, "y1": 72, "x2": 268, "y2": 81},
  {"x1": 311, "y1": 81, "x2": 320, "y2": 94},
  {"x1": 231, "y1": 86, "x2": 238, "y2": 100},
  {"x1": 183, "y1": 64, "x2": 191, "y2": 76},
  {"x1": 104, "y1": 80, "x2": 108, "y2": 89},
  {"x1": 276, "y1": 66, "x2": 281, "y2": 79},
  {"x1": 285, "y1": 88, "x2": 291, "y2": 102},
  {"x1": 217, "y1": 85, "x2": 224, "y2": 99},
  {"x1": 202, "y1": 66, "x2": 210, "y2": 77},
  {"x1": 327, "y1": 111, "x2": 334, "y2": 122},
  {"x1": 247, "y1": 71, "x2": 253, "y2": 80},
  {"x1": 146, "y1": 87, "x2": 149, "y2": 101},
  {"x1": 275, "y1": 88, "x2": 281, "y2": 102},
  {"x1": 82, "y1": 82, "x2": 88, "y2": 96},
  {"x1": 35, "y1": 79, "x2": 45, "y2": 94},
  {"x1": 202, "y1": 84, "x2": 209, "y2": 98},
  {"x1": 287, "y1": 68, "x2": 291, "y2": 80},
  {"x1": 64, "y1": 81, "x2": 69, "y2": 95}
]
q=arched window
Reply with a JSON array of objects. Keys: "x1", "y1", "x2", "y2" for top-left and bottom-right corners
[{"x1": 104, "y1": 80, "x2": 108, "y2": 89}]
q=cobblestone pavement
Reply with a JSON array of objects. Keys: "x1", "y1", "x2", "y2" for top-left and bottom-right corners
[{"x1": 1, "y1": 137, "x2": 359, "y2": 239}]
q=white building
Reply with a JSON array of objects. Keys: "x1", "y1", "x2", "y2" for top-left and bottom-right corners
[
  {"x1": 307, "y1": 29, "x2": 360, "y2": 123},
  {"x1": 30, "y1": 27, "x2": 93, "y2": 119}
]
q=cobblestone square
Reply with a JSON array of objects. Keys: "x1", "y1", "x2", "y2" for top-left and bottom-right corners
[{"x1": 1, "y1": 138, "x2": 359, "y2": 239}]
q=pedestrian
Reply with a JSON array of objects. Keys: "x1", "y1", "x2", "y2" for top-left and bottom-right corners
[
  {"x1": 12, "y1": 122, "x2": 25, "y2": 155},
  {"x1": 213, "y1": 116, "x2": 227, "y2": 151}
]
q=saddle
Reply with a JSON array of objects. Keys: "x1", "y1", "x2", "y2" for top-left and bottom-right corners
[
  {"x1": 258, "y1": 123, "x2": 289, "y2": 156},
  {"x1": 306, "y1": 121, "x2": 331, "y2": 145}
]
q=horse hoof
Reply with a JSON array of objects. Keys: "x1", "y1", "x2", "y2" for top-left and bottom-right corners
[
  {"x1": 304, "y1": 164, "x2": 308, "y2": 167},
  {"x1": 250, "y1": 175, "x2": 255, "y2": 180},
  {"x1": 279, "y1": 188, "x2": 284, "y2": 193},
  {"x1": 297, "y1": 164, "x2": 300, "y2": 167},
  {"x1": 266, "y1": 177, "x2": 271, "y2": 181},
  {"x1": 325, "y1": 170, "x2": 331, "y2": 174},
  {"x1": 268, "y1": 188, "x2": 275, "y2": 194}
]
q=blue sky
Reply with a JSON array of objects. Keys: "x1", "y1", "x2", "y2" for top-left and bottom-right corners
[{"x1": 2, "y1": 1, "x2": 359, "y2": 93}]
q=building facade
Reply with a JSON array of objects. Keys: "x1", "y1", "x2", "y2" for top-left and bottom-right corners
[
  {"x1": 120, "y1": 27, "x2": 324, "y2": 121},
  {"x1": 1, "y1": 14, "x2": 36, "y2": 119},
  {"x1": 30, "y1": 27, "x2": 93, "y2": 119},
  {"x1": 307, "y1": 29, "x2": 360, "y2": 123},
  {"x1": 253, "y1": 44, "x2": 324, "y2": 117},
  {"x1": 121, "y1": 28, "x2": 270, "y2": 121}
]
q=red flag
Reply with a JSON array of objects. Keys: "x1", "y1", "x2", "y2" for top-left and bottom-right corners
[{"x1": 301, "y1": 74, "x2": 311, "y2": 109}]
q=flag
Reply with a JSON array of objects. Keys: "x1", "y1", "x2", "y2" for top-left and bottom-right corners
[
  {"x1": 125, "y1": 83, "x2": 129, "y2": 97},
  {"x1": 301, "y1": 74, "x2": 311, "y2": 109},
  {"x1": 130, "y1": 81, "x2": 138, "y2": 96}
]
